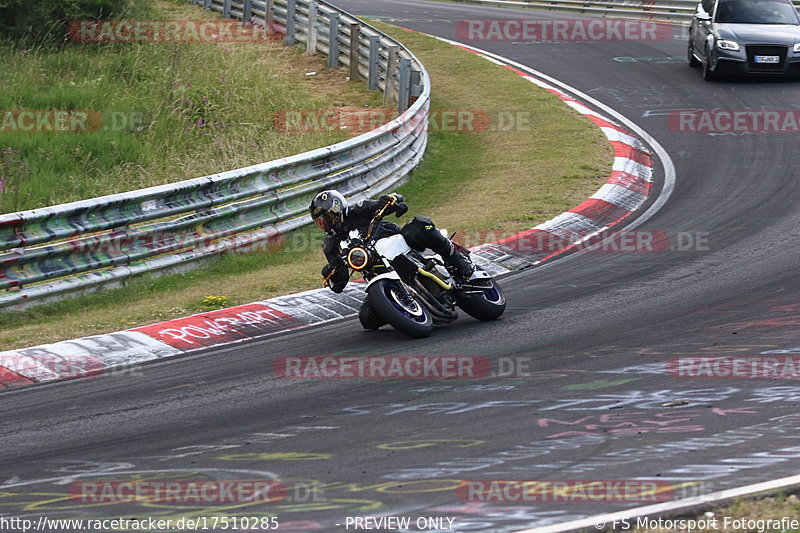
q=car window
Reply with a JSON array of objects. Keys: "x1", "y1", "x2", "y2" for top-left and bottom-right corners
[{"x1": 715, "y1": 0, "x2": 800, "y2": 24}]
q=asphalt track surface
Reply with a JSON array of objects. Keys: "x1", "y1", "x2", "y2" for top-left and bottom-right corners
[{"x1": 4, "y1": 1, "x2": 800, "y2": 531}]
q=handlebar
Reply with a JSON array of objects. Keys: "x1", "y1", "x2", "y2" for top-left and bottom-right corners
[
  {"x1": 366, "y1": 194, "x2": 398, "y2": 241},
  {"x1": 322, "y1": 194, "x2": 400, "y2": 287}
]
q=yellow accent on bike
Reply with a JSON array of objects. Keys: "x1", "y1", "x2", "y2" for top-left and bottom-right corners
[{"x1": 417, "y1": 268, "x2": 452, "y2": 290}]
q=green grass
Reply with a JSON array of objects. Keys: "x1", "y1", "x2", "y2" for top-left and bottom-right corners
[
  {"x1": 0, "y1": 0, "x2": 384, "y2": 212},
  {"x1": 0, "y1": 16, "x2": 611, "y2": 350}
]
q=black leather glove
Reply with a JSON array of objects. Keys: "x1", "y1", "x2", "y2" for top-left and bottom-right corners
[
  {"x1": 321, "y1": 263, "x2": 336, "y2": 278},
  {"x1": 321, "y1": 263, "x2": 349, "y2": 293},
  {"x1": 379, "y1": 193, "x2": 408, "y2": 217},
  {"x1": 379, "y1": 193, "x2": 404, "y2": 205}
]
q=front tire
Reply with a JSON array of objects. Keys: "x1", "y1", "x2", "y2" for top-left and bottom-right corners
[
  {"x1": 367, "y1": 279, "x2": 434, "y2": 338},
  {"x1": 688, "y1": 42, "x2": 701, "y2": 67},
  {"x1": 702, "y1": 46, "x2": 717, "y2": 81},
  {"x1": 456, "y1": 280, "x2": 506, "y2": 321},
  {"x1": 358, "y1": 294, "x2": 386, "y2": 330}
]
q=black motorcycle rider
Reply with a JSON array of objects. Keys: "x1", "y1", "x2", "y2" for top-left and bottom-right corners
[{"x1": 309, "y1": 190, "x2": 474, "y2": 294}]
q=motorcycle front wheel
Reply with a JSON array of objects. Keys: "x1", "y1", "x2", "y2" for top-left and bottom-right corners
[
  {"x1": 367, "y1": 279, "x2": 434, "y2": 338},
  {"x1": 455, "y1": 279, "x2": 506, "y2": 321},
  {"x1": 358, "y1": 293, "x2": 387, "y2": 330}
]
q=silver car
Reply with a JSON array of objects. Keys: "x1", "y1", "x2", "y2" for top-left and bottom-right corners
[{"x1": 688, "y1": 0, "x2": 800, "y2": 80}]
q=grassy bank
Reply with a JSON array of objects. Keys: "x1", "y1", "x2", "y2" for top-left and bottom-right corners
[
  {"x1": 0, "y1": 0, "x2": 384, "y2": 213},
  {"x1": 0, "y1": 18, "x2": 611, "y2": 350}
]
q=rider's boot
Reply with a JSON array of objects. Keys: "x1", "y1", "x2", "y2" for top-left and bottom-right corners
[
  {"x1": 438, "y1": 241, "x2": 475, "y2": 283},
  {"x1": 402, "y1": 215, "x2": 476, "y2": 283}
]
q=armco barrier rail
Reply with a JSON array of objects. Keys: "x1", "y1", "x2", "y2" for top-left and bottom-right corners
[
  {"x1": 0, "y1": 0, "x2": 429, "y2": 309},
  {"x1": 456, "y1": 0, "x2": 800, "y2": 24}
]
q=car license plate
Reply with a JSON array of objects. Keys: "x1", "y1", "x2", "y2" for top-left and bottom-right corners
[{"x1": 754, "y1": 55, "x2": 780, "y2": 63}]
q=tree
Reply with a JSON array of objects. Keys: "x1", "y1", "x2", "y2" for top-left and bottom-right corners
[{"x1": 0, "y1": 0, "x2": 132, "y2": 43}]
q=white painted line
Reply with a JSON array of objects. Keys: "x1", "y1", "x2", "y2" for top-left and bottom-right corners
[
  {"x1": 600, "y1": 128, "x2": 648, "y2": 151},
  {"x1": 535, "y1": 211, "x2": 605, "y2": 234},
  {"x1": 591, "y1": 183, "x2": 648, "y2": 210},
  {"x1": 517, "y1": 473, "x2": 800, "y2": 533},
  {"x1": 564, "y1": 100, "x2": 608, "y2": 119},
  {"x1": 613, "y1": 157, "x2": 653, "y2": 182}
]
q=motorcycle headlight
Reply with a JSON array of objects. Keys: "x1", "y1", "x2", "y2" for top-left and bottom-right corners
[
  {"x1": 717, "y1": 39, "x2": 739, "y2": 51},
  {"x1": 347, "y1": 247, "x2": 370, "y2": 270},
  {"x1": 794, "y1": 43, "x2": 800, "y2": 52}
]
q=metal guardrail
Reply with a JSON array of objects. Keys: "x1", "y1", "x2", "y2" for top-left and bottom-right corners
[
  {"x1": 456, "y1": 0, "x2": 800, "y2": 23},
  {"x1": 0, "y1": 0, "x2": 430, "y2": 309}
]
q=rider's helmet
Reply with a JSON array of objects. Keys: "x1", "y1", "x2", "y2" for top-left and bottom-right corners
[{"x1": 309, "y1": 190, "x2": 349, "y2": 233}]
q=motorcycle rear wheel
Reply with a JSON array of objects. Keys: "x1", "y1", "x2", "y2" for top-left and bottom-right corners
[{"x1": 455, "y1": 279, "x2": 506, "y2": 321}]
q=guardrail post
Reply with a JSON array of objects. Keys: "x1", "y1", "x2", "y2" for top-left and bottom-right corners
[
  {"x1": 285, "y1": 0, "x2": 297, "y2": 45},
  {"x1": 409, "y1": 69, "x2": 422, "y2": 108},
  {"x1": 349, "y1": 23, "x2": 360, "y2": 80},
  {"x1": 203, "y1": 0, "x2": 212, "y2": 9},
  {"x1": 223, "y1": 0, "x2": 232, "y2": 18},
  {"x1": 368, "y1": 35, "x2": 380, "y2": 90},
  {"x1": 398, "y1": 58, "x2": 411, "y2": 113},
  {"x1": 243, "y1": 0, "x2": 253, "y2": 23},
  {"x1": 307, "y1": 3, "x2": 319, "y2": 55},
  {"x1": 328, "y1": 13, "x2": 340, "y2": 68},
  {"x1": 266, "y1": 0, "x2": 274, "y2": 26},
  {"x1": 384, "y1": 45, "x2": 399, "y2": 104}
]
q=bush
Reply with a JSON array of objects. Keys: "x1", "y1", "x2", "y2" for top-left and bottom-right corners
[{"x1": 0, "y1": 0, "x2": 136, "y2": 43}]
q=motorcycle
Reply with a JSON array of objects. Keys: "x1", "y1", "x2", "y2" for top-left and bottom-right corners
[{"x1": 324, "y1": 198, "x2": 506, "y2": 338}]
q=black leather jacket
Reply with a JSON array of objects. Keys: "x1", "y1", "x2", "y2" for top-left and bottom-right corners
[{"x1": 321, "y1": 198, "x2": 406, "y2": 292}]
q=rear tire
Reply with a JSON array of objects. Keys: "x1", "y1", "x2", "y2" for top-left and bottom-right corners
[
  {"x1": 456, "y1": 280, "x2": 506, "y2": 321},
  {"x1": 367, "y1": 279, "x2": 434, "y2": 338}
]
